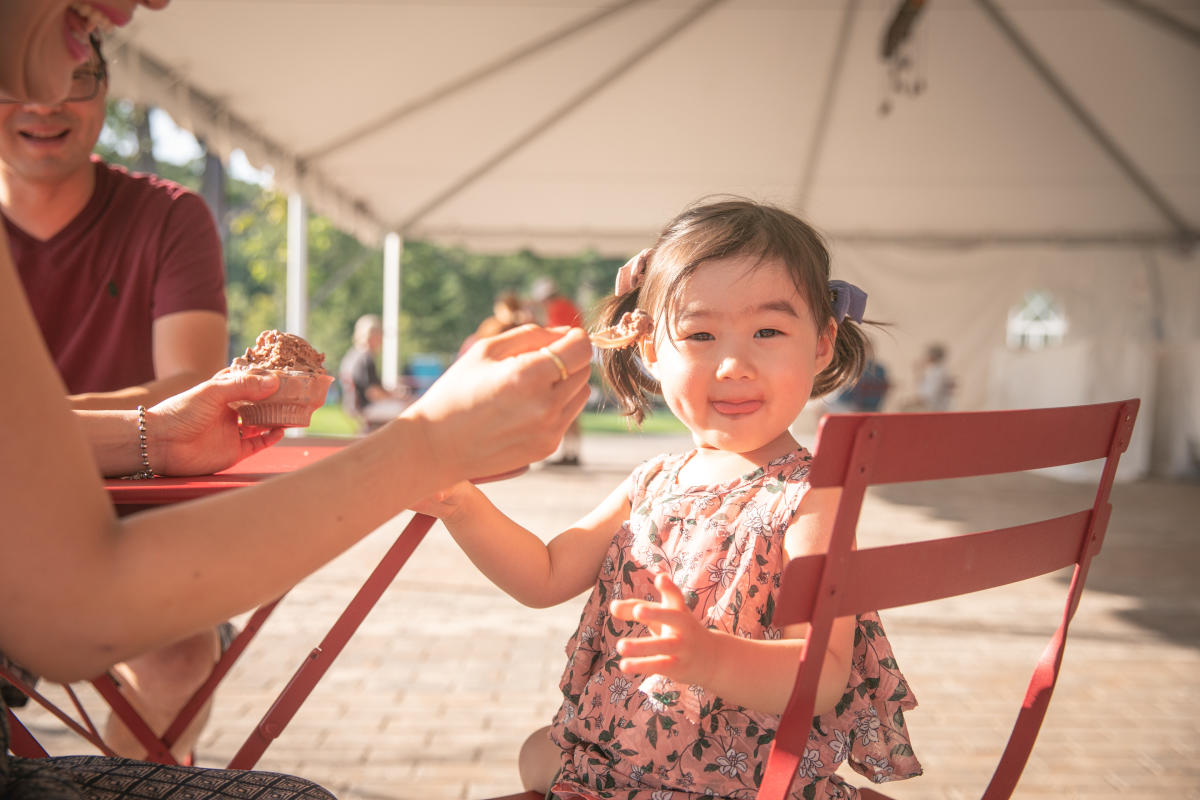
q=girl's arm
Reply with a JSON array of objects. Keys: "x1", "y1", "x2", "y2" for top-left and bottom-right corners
[
  {"x1": 611, "y1": 486, "x2": 855, "y2": 716},
  {"x1": 0, "y1": 238, "x2": 593, "y2": 683},
  {"x1": 419, "y1": 478, "x2": 632, "y2": 608}
]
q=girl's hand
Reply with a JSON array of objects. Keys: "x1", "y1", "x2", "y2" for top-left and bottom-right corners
[
  {"x1": 147, "y1": 369, "x2": 285, "y2": 476},
  {"x1": 610, "y1": 572, "x2": 715, "y2": 687},
  {"x1": 411, "y1": 481, "x2": 478, "y2": 519}
]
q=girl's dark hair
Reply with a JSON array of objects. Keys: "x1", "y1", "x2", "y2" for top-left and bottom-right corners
[{"x1": 596, "y1": 197, "x2": 871, "y2": 424}]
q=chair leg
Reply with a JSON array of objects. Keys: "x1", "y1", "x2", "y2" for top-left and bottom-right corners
[{"x1": 6, "y1": 707, "x2": 50, "y2": 758}]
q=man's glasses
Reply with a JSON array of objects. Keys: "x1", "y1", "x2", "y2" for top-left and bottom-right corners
[{"x1": 0, "y1": 67, "x2": 106, "y2": 105}]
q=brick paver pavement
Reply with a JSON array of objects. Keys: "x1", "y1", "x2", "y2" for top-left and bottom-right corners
[{"x1": 19, "y1": 430, "x2": 1200, "y2": 799}]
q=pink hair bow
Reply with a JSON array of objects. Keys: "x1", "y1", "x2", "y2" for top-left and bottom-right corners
[{"x1": 615, "y1": 248, "x2": 651, "y2": 296}]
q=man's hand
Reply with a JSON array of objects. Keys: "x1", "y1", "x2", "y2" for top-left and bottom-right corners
[{"x1": 147, "y1": 369, "x2": 285, "y2": 476}]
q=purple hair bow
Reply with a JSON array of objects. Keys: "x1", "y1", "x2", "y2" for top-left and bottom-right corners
[{"x1": 830, "y1": 279, "x2": 867, "y2": 324}]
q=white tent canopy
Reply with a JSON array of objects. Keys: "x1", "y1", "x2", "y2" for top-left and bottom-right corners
[{"x1": 104, "y1": 0, "x2": 1200, "y2": 477}]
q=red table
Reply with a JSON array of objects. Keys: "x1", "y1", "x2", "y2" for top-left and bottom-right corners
[
  {"x1": 13, "y1": 439, "x2": 442, "y2": 768},
  {"x1": 105, "y1": 439, "x2": 346, "y2": 511}
]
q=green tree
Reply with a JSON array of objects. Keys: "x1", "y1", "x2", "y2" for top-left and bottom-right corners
[{"x1": 100, "y1": 102, "x2": 629, "y2": 378}]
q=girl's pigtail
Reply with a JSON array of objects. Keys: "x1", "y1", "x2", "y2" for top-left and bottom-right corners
[
  {"x1": 813, "y1": 317, "x2": 869, "y2": 398},
  {"x1": 594, "y1": 289, "x2": 658, "y2": 425}
]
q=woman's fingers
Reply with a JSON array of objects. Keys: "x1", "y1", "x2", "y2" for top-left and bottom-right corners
[
  {"x1": 542, "y1": 326, "x2": 593, "y2": 371},
  {"x1": 401, "y1": 323, "x2": 594, "y2": 481},
  {"x1": 485, "y1": 324, "x2": 589, "y2": 367},
  {"x1": 519, "y1": 327, "x2": 592, "y2": 387},
  {"x1": 553, "y1": 375, "x2": 591, "y2": 425}
]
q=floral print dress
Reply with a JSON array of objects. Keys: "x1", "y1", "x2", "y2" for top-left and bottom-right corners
[{"x1": 549, "y1": 448, "x2": 922, "y2": 800}]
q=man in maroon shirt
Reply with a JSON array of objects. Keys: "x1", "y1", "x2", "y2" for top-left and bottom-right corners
[
  {"x1": 0, "y1": 36, "x2": 228, "y2": 762},
  {"x1": 0, "y1": 41, "x2": 226, "y2": 410}
]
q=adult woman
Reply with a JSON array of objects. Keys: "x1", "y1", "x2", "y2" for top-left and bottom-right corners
[{"x1": 0, "y1": 0, "x2": 593, "y2": 793}]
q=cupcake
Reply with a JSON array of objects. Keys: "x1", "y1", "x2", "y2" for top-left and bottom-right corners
[{"x1": 229, "y1": 330, "x2": 335, "y2": 427}]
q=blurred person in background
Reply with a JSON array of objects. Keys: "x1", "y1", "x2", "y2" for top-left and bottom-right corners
[
  {"x1": 340, "y1": 313, "x2": 412, "y2": 432},
  {"x1": 901, "y1": 342, "x2": 955, "y2": 412},
  {"x1": 826, "y1": 357, "x2": 891, "y2": 413},
  {"x1": 459, "y1": 289, "x2": 533, "y2": 356}
]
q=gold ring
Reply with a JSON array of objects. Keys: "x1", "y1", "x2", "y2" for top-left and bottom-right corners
[{"x1": 541, "y1": 347, "x2": 569, "y2": 382}]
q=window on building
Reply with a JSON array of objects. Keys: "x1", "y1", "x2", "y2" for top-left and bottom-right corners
[{"x1": 1007, "y1": 290, "x2": 1067, "y2": 350}]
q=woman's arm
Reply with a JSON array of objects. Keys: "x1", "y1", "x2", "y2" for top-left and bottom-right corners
[
  {"x1": 0, "y1": 237, "x2": 593, "y2": 683},
  {"x1": 418, "y1": 478, "x2": 632, "y2": 608},
  {"x1": 610, "y1": 486, "x2": 856, "y2": 715}
]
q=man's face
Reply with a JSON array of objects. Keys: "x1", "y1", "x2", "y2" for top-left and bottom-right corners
[{"x1": 0, "y1": 59, "x2": 107, "y2": 185}]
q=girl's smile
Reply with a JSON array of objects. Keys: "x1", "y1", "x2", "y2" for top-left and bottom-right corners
[
  {"x1": 711, "y1": 398, "x2": 763, "y2": 416},
  {"x1": 641, "y1": 253, "x2": 835, "y2": 473}
]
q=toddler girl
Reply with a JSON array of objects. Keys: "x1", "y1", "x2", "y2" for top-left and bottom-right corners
[{"x1": 420, "y1": 199, "x2": 922, "y2": 798}]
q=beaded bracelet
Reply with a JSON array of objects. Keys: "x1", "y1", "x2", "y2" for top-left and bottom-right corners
[{"x1": 122, "y1": 404, "x2": 156, "y2": 480}]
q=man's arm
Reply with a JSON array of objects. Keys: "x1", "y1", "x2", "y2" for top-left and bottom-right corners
[{"x1": 68, "y1": 310, "x2": 228, "y2": 410}]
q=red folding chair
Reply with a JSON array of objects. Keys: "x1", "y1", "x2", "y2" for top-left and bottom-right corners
[
  {"x1": 473, "y1": 399, "x2": 1138, "y2": 800},
  {"x1": 761, "y1": 399, "x2": 1139, "y2": 798}
]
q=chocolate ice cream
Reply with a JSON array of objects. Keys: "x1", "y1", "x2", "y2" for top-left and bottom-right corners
[
  {"x1": 233, "y1": 330, "x2": 328, "y2": 373},
  {"x1": 230, "y1": 330, "x2": 334, "y2": 427}
]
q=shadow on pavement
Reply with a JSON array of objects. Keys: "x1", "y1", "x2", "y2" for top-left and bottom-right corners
[{"x1": 870, "y1": 472, "x2": 1200, "y2": 649}]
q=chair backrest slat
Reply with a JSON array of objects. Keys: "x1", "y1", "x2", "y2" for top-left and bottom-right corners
[
  {"x1": 776, "y1": 510, "x2": 1093, "y2": 625},
  {"x1": 807, "y1": 403, "x2": 1130, "y2": 487}
]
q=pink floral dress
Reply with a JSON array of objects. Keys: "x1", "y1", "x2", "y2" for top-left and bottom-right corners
[{"x1": 549, "y1": 448, "x2": 922, "y2": 799}]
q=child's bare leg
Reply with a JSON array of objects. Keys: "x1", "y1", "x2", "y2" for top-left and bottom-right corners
[{"x1": 519, "y1": 725, "x2": 559, "y2": 792}]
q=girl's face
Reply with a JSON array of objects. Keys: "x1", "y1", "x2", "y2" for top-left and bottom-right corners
[
  {"x1": 0, "y1": 1, "x2": 167, "y2": 104},
  {"x1": 641, "y1": 254, "x2": 835, "y2": 463}
]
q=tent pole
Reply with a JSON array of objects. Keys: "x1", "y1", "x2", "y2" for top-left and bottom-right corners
[
  {"x1": 976, "y1": 0, "x2": 1196, "y2": 248},
  {"x1": 382, "y1": 233, "x2": 403, "y2": 392},
  {"x1": 286, "y1": 192, "x2": 308, "y2": 338}
]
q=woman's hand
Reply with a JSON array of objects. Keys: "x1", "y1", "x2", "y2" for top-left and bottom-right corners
[
  {"x1": 147, "y1": 369, "x2": 286, "y2": 476},
  {"x1": 610, "y1": 572, "x2": 716, "y2": 687},
  {"x1": 402, "y1": 325, "x2": 592, "y2": 482}
]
